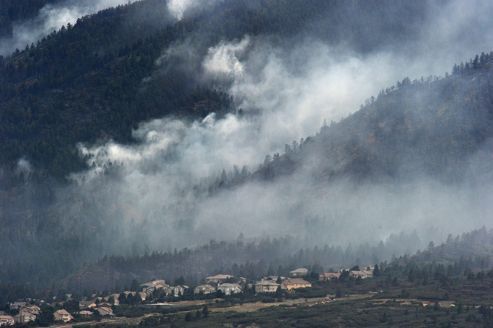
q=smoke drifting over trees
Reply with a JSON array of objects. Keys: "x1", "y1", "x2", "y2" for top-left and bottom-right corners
[{"x1": 1, "y1": 0, "x2": 493, "y2": 289}]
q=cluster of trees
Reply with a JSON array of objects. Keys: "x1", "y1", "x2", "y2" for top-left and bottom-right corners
[{"x1": 379, "y1": 228, "x2": 493, "y2": 286}]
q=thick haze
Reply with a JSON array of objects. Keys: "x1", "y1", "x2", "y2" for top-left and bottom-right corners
[{"x1": 9, "y1": 0, "x2": 493, "y2": 259}]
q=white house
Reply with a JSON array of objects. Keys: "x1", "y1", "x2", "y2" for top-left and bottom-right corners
[
  {"x1": 95, "y1": 306, "x2": 114, "y2": 317},
  {"x1": 0, "y1": 315, "x2": 15, "y2": 327},
  {"x1": 164, "y1": 285, "x2": 187, "y2": 297},
  {"x1": 255, "y1": 280, "x2": 280, "y2": 293},
  {"x1": 217, "y1": 283, "x2": 242, "y2": 296},
  {"x1": 205, "y1": 274, "x2": 234, "y2": 284},
  {"x1": 15, "y1": 305, "x2": 40, "y2": 324},
  {"x1": 194, "y1": 284, "x2": 216, "y2": 295},
  {"x1": 78, "y1": 310, "x2": 93, "y2": 318},
  {"x1": 349, "y1": 270, "x2": 373, "y2": 279},
  {"x1": 141, "y1": 280, "x2": 168, "y2": 296},
  {"x1": 54, "y1": 309, "x2": 73, "y2": 323},
  {"x1": 319, "y1": 272, "x2": 341, "y2": 281}
]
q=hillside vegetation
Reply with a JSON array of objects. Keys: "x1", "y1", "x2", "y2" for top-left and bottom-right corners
[{"x1": 0, "y1": 0, "x2": 431, "y2": 177}]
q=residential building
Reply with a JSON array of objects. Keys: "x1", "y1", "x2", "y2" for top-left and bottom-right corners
[
  {"x1": 78, "y1": 310, "x2": 93, "y2": 318},
  {"x1": 217, "y1": 283, "x2": 242, "y2": 296},
  {"x1": 194, "y1": 284, "x2": 216, "y2": 295},
  {"x1": 255, "y1": 280, "x2": 280, "y2": 293},
  {"x1": 79, "y1": 300, "x2": 97, "y2": 309},
  {"x1": 281, "y1": 278, "x2": 312, "y2": 291},
  {"x1": 319, "y1": 272, "x2": 341, "y2": 281},
  {"x1": 205, "y1": 274, "x2": 234, "y2": 284},
  {"x1": 15, "y1": 305, "x2": 40, "y2": 324},
  {"x1": 54, "y1": 309, "x2": 73, "y2": 323},
  {"x1": 141, "y1": 279, "x2": 166, "y2": 288},
  {"x1": 163, "y1": 285, "x2": 187, "y2": 297},
  {"x1": 289, "y1": 268, "x2": 309, "y2": 277},
  {"x1": 349, "y1": 270, "x2": 373, "y2": 279},
  {"x1": 141, "y1": 280, "x2": 168, "y2": 296},
  {"x1": 0, "y1": 315, "x2": 14, "y2": 327},
  {"x1": 95, "y1": 306, "x2": 114, "y2": 317}
]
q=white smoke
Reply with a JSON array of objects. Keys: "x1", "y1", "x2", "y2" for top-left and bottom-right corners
[
  {"x1": 0, "y1": 0, "x2": 139, "y2": 55},
  {"x1": 52, "y1": 0, "x2": 493, "y2": 254},
  {"x1": 167, "y1": 0, "x2": 223, "y2": 21},
  {"x1": 203, "y1": 37, "x2": 250, "y2": 79}
]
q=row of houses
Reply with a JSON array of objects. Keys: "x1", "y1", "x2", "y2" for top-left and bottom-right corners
[
  {"x1": 1, "y1": 265, "x2": 375, "y2": 327},
  {"x1": 254, "y1": 275, "x2": 312, "y2": 293},
  {"x1": 122, "y1": 269, "x2": 317, "y2": 300},
  {"x1": 319, "y1": 266, "x2": 375, "y2": 282},
  {"x1": 140, "y1": 280, "x2": 189, "y2": 298},
  {"x1": 0, "y1": 307, "x2": 74, "y2": 326}
]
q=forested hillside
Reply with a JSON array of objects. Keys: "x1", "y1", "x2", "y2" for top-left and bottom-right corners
[
  {"x1": 250, "y1": 54, "x2": 493, "y2": 184},
  {"x1": 2, "y1": 53, "x2": 491, "y2": 292},
  {"x1": 0, "y1": 0, "x2": 432, "y2": 177},
  {"x1": 1, "y1": 0, "x2": 492, "y2": 300},
  {"x1": 67, "y1": 227, "x2": 493, "y2": 295}
]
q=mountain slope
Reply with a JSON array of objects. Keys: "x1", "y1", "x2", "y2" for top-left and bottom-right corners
[
  {"x1": 0, "y1": 0, "x2": 434, "y2": 177},
  {"x1": 250, "y1": 54, "x2": 493, "y2": 185}
]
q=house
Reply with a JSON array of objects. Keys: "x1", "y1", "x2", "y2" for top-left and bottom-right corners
[
  {"x1": 205, "y1": 274, "x2": 234, "y2": 284},
  {"x1": 289, "y1": 268, "x2": 309, "y2": 278},
  {"x1": 141, "y1": 280, "x2": 168, "y2": 296},
  {"x1": 54, "y1": 309, "x2": 74, "y2": 323},
  {"x1": 281, "y1": 278, "x2": 312, "y2": 291},
  {"x1": 78, "y1": 310, "x2": 93, "y2": 318},
  {"x1": 255, "y1": 280, "x2": 280, "y2": 293},
  {"x1": 217, "y1": 283, "x2": 242, "y2": 296},
  {"x1": 0, "y1": 315, "x2": 14, "y2": 327},
  {"x1": 23, "y1": 305, "x2": 40, "y2": 315},
  {"x1": 162, "y1": 285, "x2": 187, "y2": 297},
  {"x1": 194, "y1": 284, "x2": 216, "y2": 295},
  {"x1": 79, "y1": 300, "x2": 97, "y2": 309},
  {"x1": 349, "y1": 270, "x2": 373, "y2": 279},
  {"x1": 15, "y1": 305, "x2": 40, "y2": 324},
  {"x1": 319, "y1": 272, "x2": 341, "y2": 281},
  {"x1": 141, "y1": 279, "x2": 167, "y2": 288},
  {"x1": 95, "y1": 306, "x2": 114, "y2": 317},
  {"x1": 171, "y1": 285, "x2": 187, "y2": 297}
]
